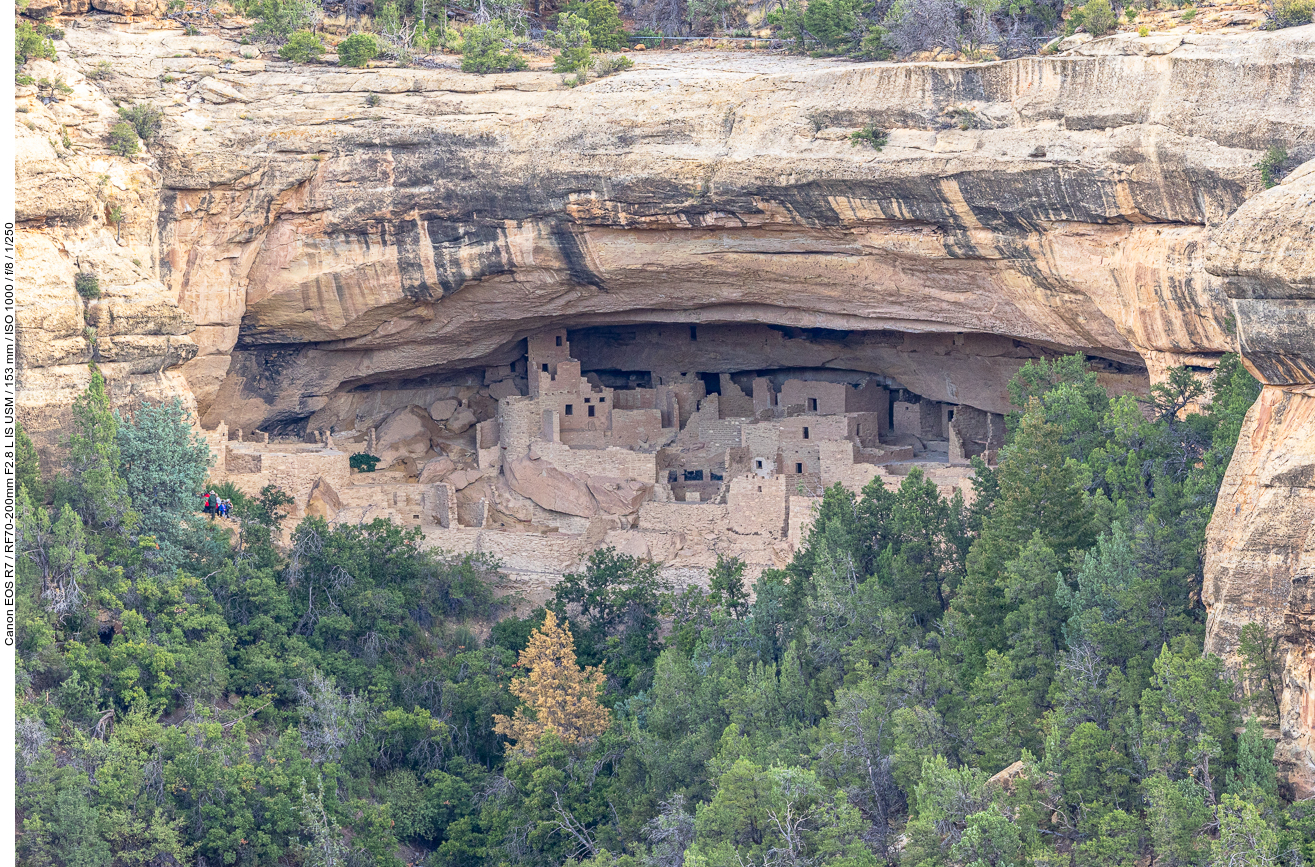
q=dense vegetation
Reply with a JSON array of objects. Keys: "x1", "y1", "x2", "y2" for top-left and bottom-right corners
[{"x1": 17, "y1": 354, "x2": 1314, "y2": 866}]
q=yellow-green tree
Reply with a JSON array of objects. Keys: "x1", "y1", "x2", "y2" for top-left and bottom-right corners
[{"x1": 493, "y1": 609, "x2": 611, "y2": 754}]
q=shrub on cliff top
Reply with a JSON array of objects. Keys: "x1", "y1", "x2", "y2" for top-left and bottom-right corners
[
  {"x1": 336, "y1": 32, "x2": 379, "y2": 67},
  {"x1": 1267, "y1": 0, "x2": 1314, "y2": 26},
  {"x1": 563, "y1": 0, "x2": 630, "y2": 52},
  {"x1": 249, "y1": 0, "x2": 323, "y2": 44},
  {"x1": 1067, "y1": 0, "x2": 1116, "y2": 35},
  {"x1": 278, "y1": 29, "x2": 325, "y2": 62},
  {"x1": 460, "y1": 21, "x2": 528, "y2": 74}
]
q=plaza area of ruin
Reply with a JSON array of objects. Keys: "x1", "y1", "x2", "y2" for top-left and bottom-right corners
[{"x1": 199, "y1": 324, "x2": 1031, "y2": 596}]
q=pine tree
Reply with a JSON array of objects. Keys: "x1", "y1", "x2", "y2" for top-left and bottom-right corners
[
  {"x1": 66, "y1": 365, "x2": 134, "y2": 531},
  {"x1": 493, "y1": 610, "x2": 611, "y2": 754},
  {"x1": 116, "y1": 397, "x2": 212, "y2": 556},
  {"x1": 17, "y1": 419, "x2": 43, "y2": 501}
]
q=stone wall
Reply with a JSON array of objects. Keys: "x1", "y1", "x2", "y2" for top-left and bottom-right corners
[
  {"x1": 611, "y1": 408, "x2": 665, "y2": 449},
  {"x1": 638, "y1": 501, "x2": 730, "y2": 535},
  {"x1": 718, "y1": 374, "x2": 755, "y2": 419},
  {"x1": 535, "y1": 440, "x2": 659, "y2": 483},
  {"x1": 728, "y1": 475, "x2": 787, "y2": 537},
  {"x1": 781, "y1": 379, "x2": 848, "y2": 415},
  {"x1": 221, "y1": 444, "x2": 351, "y2": 515}
]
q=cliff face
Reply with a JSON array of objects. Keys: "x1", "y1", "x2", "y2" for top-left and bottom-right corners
[
  {"x1": 1204, "y1": 159, "x2": 1315, "y2": 795},
  {"x1": 15, "y1": 16, "x2": 1315, "y2": 783},
  {"x1": 22, "y1": 23, "x2": 1312, "y2": 438}
]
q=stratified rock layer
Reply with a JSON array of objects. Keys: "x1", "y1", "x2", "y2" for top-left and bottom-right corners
[
  {"x1": 23, "y1": 24, "x2": 1311, "y2": 435},
  {"x1": 14, "y1": 16, "x2": 1315, "y2": 789},
  {"x1": 1204, "y1": 158, "x2": 1315, "y2": 796}
]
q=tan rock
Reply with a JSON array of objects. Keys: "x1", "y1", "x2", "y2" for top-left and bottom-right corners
[
  {"x1": 428, "y1": 399, "x2": 458, "y2": 422},
  {"x1": 305, "y1": 477, "x2": 343, "y2": 519},
  {"x1": 586, "y1": 476, "x2": 651, "y2": 515},
  {"x1": 504, "y1": 456, "x2": 597, "y2": 517},
  {"x1": 447, "y1": 468, "x2": 484, "y2": 490},
  {"x1": 418, "y1": 455, "x2": 455, "y2": 483},
  {"x1": 375, "y1": 405, "x2": 442, "y2": 466},
  {"x1": 489, "y1": 379, "x2": 521, "y2": 400},
  {"x1": 446, "y1": 408, "x2": 477, "y2": 434}
]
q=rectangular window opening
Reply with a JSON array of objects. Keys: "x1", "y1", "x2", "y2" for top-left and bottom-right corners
[
  {"x1": 555, "y1": 335, "x2": 563, "y2": 346},
  {"x1": 803, "y1": 427, "x2": 810, "y2": 440},
  {"x1": 755, "y1": 460, "x2": 763, "y2": 469},
  {"x1": 808, "y1": 398, "x2": 817, "y2": 412},
  {"x1": 542, "y1": 363, "x2": 549, "y2": 372},
  {"x1": 599, "y1": 396, "x2": 605, "y2": 403},
  {"x1": 757, "y1": 486, "x2": 762, "y2": 493},
  {"x1": 588, "y1": 405, "x2": 596, "y2": 417},
  {"x1": 690, "y1": 326, "x2": 698, "y2": 341},
  {"x1": 565, "y1": 404, "x2": 574, "y2": 416},
  {"x1": 796, "y1": 462, "x2": 803, "y2": 474},
  {"x1": 856, "y1": 423, "x2": 862, "y2": 435}
]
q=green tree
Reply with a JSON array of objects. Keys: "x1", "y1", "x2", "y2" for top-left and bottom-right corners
[
  {"x1": 549, "y1": 11, "x2": 594, "y2": 76},
  {"x1": 108, "y1": 122, "x2": 140, "y2": 157},
  {"x1": 564, "y1": 0, "x2": 629, "y2": 50},
  {"x1": 337, "y1": 32, "x2": 379, "y2": 66},
  {"x1": 116, "y1": 397, "x2": 211, "y2": 558},
  {"x1": 117, "y1": 103, "x2": 163, "y2": 141},
  {"x1": 16, "y1": 20, "x2": 58, "y2": 68},
  {"x1": 551, "y1": 546, "x2": 668, "y2": 694},
  {"x1": 1138, "y1": 639, "x2": 1238, "y2": 781},
  {"x1": 1212, "y1": 794, "x2": 1280, "y2": 867},
  {"x1": 249, "y1": 0, "x2": 323, "y2": 43},
  {"x1": 17, "y1": 419, "x2": 43, "y2": 501},
  {"x1": 278, "y1": 29, "x2": 325, "y2": 61},
  {"x1": 65, "y1": 365, "x2": 134, "y2": 532},
  {"x1": 460, "y1": 21, "x2": 527, "y2": 73},
  {"x1": 953, "y1": 405, "x2": 1093, "y2": 663}
]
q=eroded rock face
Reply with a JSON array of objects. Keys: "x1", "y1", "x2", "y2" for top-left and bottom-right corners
[
  {"x1": 24, "y1": 23, "x2": 1313, "y2": 435},
  {"x1": 15, "y1": 15, "x2": 1315, "y2": 788},
  {"x1": 1204, "y1": 159, "x2": 1315, "y2": 796},
  {"x1": 15, "y1": 50, "x2": 198, "y2": 470}
]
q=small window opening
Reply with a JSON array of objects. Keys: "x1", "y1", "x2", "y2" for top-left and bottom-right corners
[
  {"x1": 948, "y1": 408, "x2": 956, "y2": 422},
  {"x1": 755, "y1": 459, "x2": 763, "y2": 469},
  {"x1": 565, "y1": 404, "x2": 574, "y2": 416},
  {"x1": 690, "y1": 326, "x2": 698, "y2": 341},
  {"x1": 796, "y1": 462, "x2": 803, "y2": 474},
  {"x1": 803, "y1": 427, "x2": 810, "y2": 440},
  {"x1": 585, "y1": 398, "x2": 591, "y2": 403},
  {"x1": 757, "y1": 486, "x2": 763, "y2": 493},
  {"x1": 588, "y1": 405, "x2": 596, "y2": 417},
  {"x1": 599, "y1": 396, "x2": 605, "y2": 403},
  {"x1": 856, "y1": 423, "x2": 862, "y2": 435},
  {"x1": 555, "y1": 335, "x2": 563, "y2": 346},
  {"x1": 542, "y1": 363, "x2": 549, "y2": 372},
  {"x1": 808, "y1": 398, "x2": 817, "y2": 412}
]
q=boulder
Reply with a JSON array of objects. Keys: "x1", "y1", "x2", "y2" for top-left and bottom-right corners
[
  {"x1": 504, "y1": 455, "x2": 597, "y2": 517},
  {"x1": 193, "y1": 77, "x2": 250, "y2": 105},
  {"x1": 447, "y1": 407, "x2": 477, "y2": 434},
  {"x1": 447, "y1": 468, "x2": 484, "y2": 490},
  {"x1": 585, "y1": 475, "x2": 651, "y2": 515},
  {"x1": 488, "y1": 379, "x2": 521, "y2": 400},
  {"x1": 603, "y1": 529, "x2": 651, "y2": 559},
  {"x1": 428, "y1": 398, "x2": 458, "y2": 421},
  {"x1": 305, "y1": 477, "x2": 342, "y2": 520},
  {"x1": 376, "y1": 405, "x2": 443, "y2": 466},
  {"x1": 418, "y1": 455, "x2": 455, "y2": 483}
]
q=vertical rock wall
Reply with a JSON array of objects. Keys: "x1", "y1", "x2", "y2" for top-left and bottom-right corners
[{"x1": 1204, "y1": 160, "x2": 1315, "y2": 794}]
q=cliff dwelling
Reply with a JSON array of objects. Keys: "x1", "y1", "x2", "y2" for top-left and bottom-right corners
[{"x1": 203, "y1": 323, "x2": 1150, "y2": 591}]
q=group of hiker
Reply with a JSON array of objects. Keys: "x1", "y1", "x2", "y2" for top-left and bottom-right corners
[{"x1": 200, "y1": 490, "x2": 233, "y2": 519}]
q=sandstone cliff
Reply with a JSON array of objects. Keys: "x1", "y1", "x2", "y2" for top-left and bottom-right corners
[
  {"x1": 18, "y1": 22, "x2": 1312, "y2": 439},
  {"x1": 15, "y1": 14, "x2": 1315, "y2": 787},
  {"x1": 1203, "y1": 156, "x2": 1315, "y2": 795}
]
